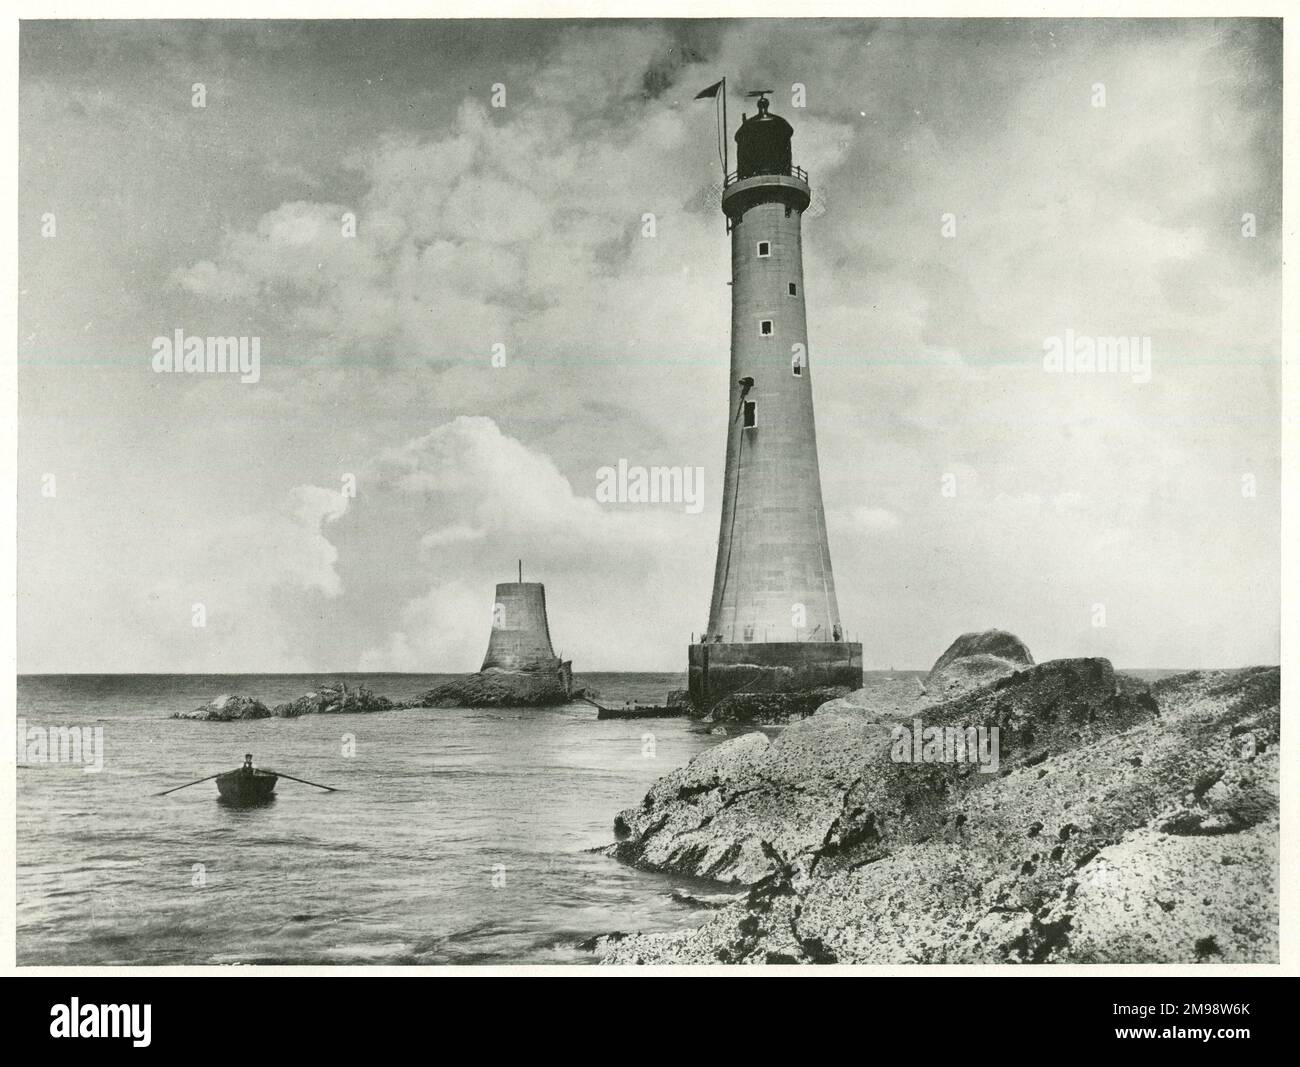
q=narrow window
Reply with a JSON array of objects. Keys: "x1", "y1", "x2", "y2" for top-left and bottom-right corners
[
  {"x1": 743, "y1": 624, "x2": 755, "y2": 642},
  {"x1": 742, "y1": 400, "x2": 757, "y2": 429},
  {"x1": 757, "y1": 241, "x2": 771, "y2": 258},
  {"x1": 792, "y1": 352, "x2": 803, "y2": 377},
  {"x1": 788, "y1": 282, "x2": 797, "y2": 295},
  {"x1": 759, "y1": 319, "x2": 773, "y2": 336}
]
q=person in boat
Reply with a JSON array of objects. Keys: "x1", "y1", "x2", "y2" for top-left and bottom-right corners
[{"x1": 242, "y1": 753, "x2": 254, "y2": 776}]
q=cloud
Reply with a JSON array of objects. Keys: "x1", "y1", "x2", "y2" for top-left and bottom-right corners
[
  {"x1": 18, "y1": 20, "x2": 1282, "y2": 672},
  {"x1": 852, "y1": 506, "x2": 901, "y2": 532},
  {"x1": 350, "y1": 415, "x2": 707, "y2": 670},
  {"x1": 18, "y1": 479, "x2": 351, "y2": 673}
]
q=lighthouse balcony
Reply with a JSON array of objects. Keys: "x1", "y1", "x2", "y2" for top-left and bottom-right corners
[
  {"x1": 724, "y1": 164, "x2": 808, "y2": 187},
  {"x1": 721, "y1": 167, "x2": 811, "y2": 219}
]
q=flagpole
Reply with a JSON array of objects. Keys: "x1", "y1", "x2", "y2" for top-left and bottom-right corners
[{"x1": 722, "y1": 77, "x2": 728, "y2": 181}]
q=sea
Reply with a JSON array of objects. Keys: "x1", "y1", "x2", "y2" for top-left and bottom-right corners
[{"x1": 15, "y1": 672, "x2": 742, "y2": 966}]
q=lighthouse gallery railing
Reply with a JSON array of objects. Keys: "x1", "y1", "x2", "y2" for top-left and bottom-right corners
[{"x1": 723, "y1": 164, "x2": 809, "y2": 188}]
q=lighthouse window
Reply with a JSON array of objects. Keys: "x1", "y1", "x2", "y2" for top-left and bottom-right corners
[
  {"x1": 742, "y1": 400, "x2": 757, "y2": 429},
  {"x1": 759, "y1": 319, "x2": 773, "y2": 336},
  {"x1": 789, "y1": 282, "x2": 798, "y2": 295},
  {"x1": 757, "y1": 241, "x2": 771, "y2": 257}
]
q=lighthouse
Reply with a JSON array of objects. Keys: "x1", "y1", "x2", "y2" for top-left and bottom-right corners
[
  {"x1": 688, "y1": 91, "x2": 862, "y2": 711},
  {"x1": 418, "y1": 564, "x2": 575, "y2": 708},
  {"x1": 482, "y1": 579, "x2": 561, "y2": 672},
  {"x1": 479, "y1": 562, "x2": 573, "y2": 697}
]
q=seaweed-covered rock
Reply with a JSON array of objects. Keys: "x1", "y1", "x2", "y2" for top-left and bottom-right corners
[
  {"x1": 412, "y1": 669, "x2": 572, "y2": 708},
  {"x1": 172, "y1": 694, "x2": 271, "y2": 721},
  {"x1": 273, "y1": 682, "x2": 394, "y2": 718},
  {"x1": 706, "y1": 686, "x2": 850, "y2": 725}
]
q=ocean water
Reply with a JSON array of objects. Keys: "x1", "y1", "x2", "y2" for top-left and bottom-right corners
[{"x1": 16, "y1": 672, "x2": 735, "y2": 966}]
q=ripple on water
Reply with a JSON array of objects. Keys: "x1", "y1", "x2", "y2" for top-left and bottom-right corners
[{"x1": 17, "y1": 671, "x2": 733, "y2": 965}]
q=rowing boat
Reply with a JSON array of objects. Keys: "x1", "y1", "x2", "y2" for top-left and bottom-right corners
[{"x1": 215, "y1": 768, "x2": 278, "y2": 805}]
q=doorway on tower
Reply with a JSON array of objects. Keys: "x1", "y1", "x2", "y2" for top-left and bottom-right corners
[{"x1": 742, "y1": 400, "x2": 757, "y2": 429}]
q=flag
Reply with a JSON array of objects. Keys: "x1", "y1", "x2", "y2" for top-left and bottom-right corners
[{"x1": 694, "y1": 78, "x2": 728, "y2": 178}]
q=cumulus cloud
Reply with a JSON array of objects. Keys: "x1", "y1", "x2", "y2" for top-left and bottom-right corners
[
  {"x1": 18, "y1": 19, "x2": 1281, "y2": 671},
  {"x1": 18, "y1": 478, "x2": 352, "y2": 672},
  {"x1": 347, "y1": 415, "x2": 706, "y2": 670}
]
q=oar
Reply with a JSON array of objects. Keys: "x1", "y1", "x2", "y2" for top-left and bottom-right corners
[
  {"x1": 155, "y1": 772, "x2": 224, "y2": 797},
  {"x1": 263, "y1": 770, "x2": 340, "y2": 792}
]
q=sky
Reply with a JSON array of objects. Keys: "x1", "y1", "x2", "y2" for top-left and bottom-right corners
[{"x1": 18, "y1": 18, "x2": 1282, "y2": 673}]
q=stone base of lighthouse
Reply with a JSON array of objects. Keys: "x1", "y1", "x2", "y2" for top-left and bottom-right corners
[{"x1": 687, "y1": 641, "x2": 862, "y2": 722}]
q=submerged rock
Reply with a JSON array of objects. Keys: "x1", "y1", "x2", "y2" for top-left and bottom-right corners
[
  {"x1": 272, "y1": 682, "x2": 394, "y2": 717},
  {"x1": 172, "y1": 694, "x2": 271, "y2": 721},
  {"x1": 597, "y1": 664, "x2": 1278, "y2": 964},
  {"x1": 926, "y1": 629, "x2": 1034, "y2": 696},
  {"x1": 413, "y1": 668, "x2": 573, "y2": 708}
]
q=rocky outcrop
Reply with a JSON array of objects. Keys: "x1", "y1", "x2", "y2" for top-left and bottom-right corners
[
  {"x1": 926, "y1": 629, "x2": 1034, "y2": 697},
  {"x1": 413, "y1": 669, "x2": 572, "y2": 708},
  {"x1": 272, "y1": 682, "x2": 395, "y2": 717},
  {"x1": 606, "y1": 657, "x2": 1148, "y2": 884},
  {"x1": 596, "y1": 663, "x2": 1278, "y2": 964},
  {"x1": 172, "y1": 694, "x2": 271, "y2": 721}
]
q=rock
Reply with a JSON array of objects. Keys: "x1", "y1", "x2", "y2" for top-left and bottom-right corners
[
  {"x1": 596, "y1": 665, "x2": 1278, "y2": 964},
  {"x1": 670, "y1": 889, "x2": 746, "y2": 910},
  {"x1": 926, "y1": 629, "x2": 1034, "y2": 696},
  {"x1": 706, "y1": 686, "x2": 851, "y2": 725},
  {"x1": 412, "y1": 669, "x2": 572, "y2": 708},
  {"x1": 929, "y1": 629, "x2": 1035, "y2": 673},
  {"x1": 272, "y1": 682, "x2": 394, "y2": 718},
  {"x1": 172, "y1": 694, "x2": 271, "y2": 721},
  {"x1": 576, "y1": 931, "x2": 629, "y2": 953},
  {"x1": 604, "y1": 657, "x2": 1145, "y2": 886},
  {"x1": 810, "y1": 674, "x2": 929, "y2": 718},
  {"x1": 605, "y1": 731, "x2": 775, "y2": 882},
  {"x1": 665, "y1": 689, "x2": 694, "y2": 713}
]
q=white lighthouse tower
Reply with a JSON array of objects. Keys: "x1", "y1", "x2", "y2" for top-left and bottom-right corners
[{"x1": 688, "y1": 91, "x2": 862, "y2": 712}]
